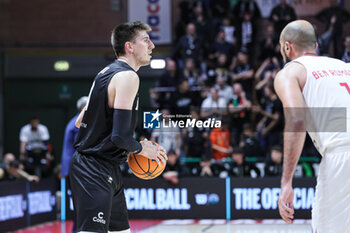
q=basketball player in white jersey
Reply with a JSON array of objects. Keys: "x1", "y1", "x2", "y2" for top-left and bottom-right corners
[{"x1": 275, "y1": 20, "x2": 350, "y2": 233}]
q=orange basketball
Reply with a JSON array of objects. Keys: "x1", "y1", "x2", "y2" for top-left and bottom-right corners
[{"x1": 127, "y1": 140, "x2": 166, "y2": 180}]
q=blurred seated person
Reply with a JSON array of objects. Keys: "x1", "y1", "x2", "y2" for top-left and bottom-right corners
[
  {"x1": 232, "y1": 0, "x2": 261, "y2": 23},
  {"x1": 171, "y1": 22, "x2": 204, "y2": 69},
  {"x1": 215, "y1": 73, "x2": 233, "y2": 104},
  {"x1": 163, "y1": 150, "x2": 189, "y2": 185},
  {"x1": 231, "y1": 50, "x2": 254, "y2": 99},
  {"x1": 253, "y1": 83, "x2": 283, "y2": 153},
  {"x1": 254, "y1": 56, "x2": 280, "y2": 92},
  {"x1": 0, "y1": 153, "x2": 39, "y2": 182},
  {"x1": 19, "y1": 116, "x2": 54, "y2": 178},
  {"x1": 269, "y1": 0, "x2": 296, "y2": 36},
  {"x1": 150, "y1": 58, "x2": 183, "y2": 109},
  {"x1": 182, "y1": 58, "x2": 202, "y2": 87},
  {"x1": 200, "y1": 87, "x2": 227, "y2": 120},
  {"x1": 208, "y1": 29, "x2": 236, "y2": 63},
  {"x1": 228, "y1": 83, "x2": 252, "y2": 144},
  {"x1": 170, "y1": 79, "x2": 199, "y2": 118},
  {"x1": 182, "y1": 108, "x2": 208, "y2": 158},
  {"x1": 235, "y1": 12, "x2": 256, "y2": 56},
  {"x1": 209, "y1": 120, "x2": 232, "y2": 161},
  {"x1": 258, "y1": 24, "x2": 279, "y2": 61},
  {"x1": 221, "y1": 17, "x2": 236, "y2": 45},
  {"x1": 264, "y1": 145, "x2": 283, "y2": 177},
  {"x1": 206, "y1": 53, "x2": 231, "y2": 86},
  {"x1": 239, "y1": 123, "x2": 261, "y2": 158},
  {"x1": 225, "y1": 147, "x2": 260, "y2": 178},
  {"x1": 151, "y1": 109, "x2": 182, "y2": 157}
]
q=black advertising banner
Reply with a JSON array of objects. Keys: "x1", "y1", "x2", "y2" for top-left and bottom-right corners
[
  {"x1": 0, "y1": 178, "x2": 57, "y2": 233},
  {"x1": 230, "y1": 177, "x2": 316, "y2": 219},
  {"x1": 28, "y1": 178, "x2": 57, "y2": 225},
  {"x1": 123, "y1": 177, "x2": 226, "y2": 219},
  {"x1": 0, "y1": 180, "x2": 27, "y2": 233}
]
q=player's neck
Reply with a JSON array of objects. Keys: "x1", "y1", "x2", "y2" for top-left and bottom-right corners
[
  {"x1": 292, "y1": 50, "x2": 317, "y2": 60},
  {"x1": 117, "y1": 56, "x2": 140, "y2": 71}
]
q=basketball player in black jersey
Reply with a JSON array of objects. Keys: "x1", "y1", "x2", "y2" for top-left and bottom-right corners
[{"x1": 69, "y1": 21, "x2": 167, "y2": 233}]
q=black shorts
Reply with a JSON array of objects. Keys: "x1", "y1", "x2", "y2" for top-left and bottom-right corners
[{"x1": 69, "y1": 151, "x2": 129, "y2": 232}]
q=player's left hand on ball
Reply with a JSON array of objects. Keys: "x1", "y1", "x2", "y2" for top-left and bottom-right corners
[
  {"x1": 278, "y1": 183, "x2": 295, "y2": 224},
  {"x1": 139, "y1": 139, "x2": 167, "y2": 167}
]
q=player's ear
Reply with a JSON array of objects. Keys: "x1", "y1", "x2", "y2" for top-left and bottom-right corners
[
  {"x1": 124, "y1": 41, "x2": 134, "y2": 54},
  {"x1": 284, "y1": 41, "x2": 292, "y2": 55}
]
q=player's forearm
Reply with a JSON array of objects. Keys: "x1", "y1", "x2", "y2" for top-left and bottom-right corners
[{"x1": 281, "y1": 131, "x2": 306, "y2": 185}]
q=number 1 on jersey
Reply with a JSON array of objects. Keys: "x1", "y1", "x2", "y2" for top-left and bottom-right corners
[{"x1": 340, "y1": 82, "x2": 350, "y2": 95}]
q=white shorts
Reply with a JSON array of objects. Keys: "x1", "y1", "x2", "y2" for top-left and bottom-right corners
[{"x1": 312, "y1": 149, "x2": 350, "y2": 233}]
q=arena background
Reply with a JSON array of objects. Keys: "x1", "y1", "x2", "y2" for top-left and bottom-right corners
[{"x1": 0, "y1": 0, "x2": 350, "y2": 232}]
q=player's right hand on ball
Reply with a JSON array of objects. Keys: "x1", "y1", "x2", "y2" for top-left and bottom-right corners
[{"x1": 139, "y1": 139, "x2": 167, "y2": 167}]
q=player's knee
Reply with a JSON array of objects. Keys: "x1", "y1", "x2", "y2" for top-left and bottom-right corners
[{"x1": 108, "y1": 229, "x2": 131, "y2": 233}]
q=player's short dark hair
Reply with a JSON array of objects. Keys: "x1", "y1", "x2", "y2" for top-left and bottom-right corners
[{"x1": 111, "y1": 21, "x2": 151, "y2": 57}]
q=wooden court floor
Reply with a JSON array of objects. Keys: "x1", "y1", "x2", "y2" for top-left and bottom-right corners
[{"x1": 12, "y1": 219, "x2": 312, "y2": 233}]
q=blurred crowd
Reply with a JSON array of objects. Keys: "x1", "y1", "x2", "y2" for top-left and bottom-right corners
[
  {"x1": 1, "y1": 0, "x2": 349, "y2": 184},
  {"x1": 132, "y1": 0, "x2": 350, "y2": 183}
]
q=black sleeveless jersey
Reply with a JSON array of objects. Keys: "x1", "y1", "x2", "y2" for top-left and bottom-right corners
[{"x1": 74, "y1": 60, "x2": 139, "y2": 163}]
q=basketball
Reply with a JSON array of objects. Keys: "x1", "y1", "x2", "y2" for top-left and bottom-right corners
[{"x1": 127, "y1": 140, "x2": 166, "y2": 180}]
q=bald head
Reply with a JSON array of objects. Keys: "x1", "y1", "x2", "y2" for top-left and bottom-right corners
[{"x1": 280, "y1": 20, "x2": 317, "y2": 51}]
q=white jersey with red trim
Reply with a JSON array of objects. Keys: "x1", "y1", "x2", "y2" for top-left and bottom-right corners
[{"x1": 291, "y1": 55, "x2": 350, "y2": 156}]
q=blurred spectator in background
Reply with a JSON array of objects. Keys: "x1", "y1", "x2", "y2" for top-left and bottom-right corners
[
  {"x1": 162, "y1": 150, "x2": 189, "y2": 185},
  {"x1": 151, "y1": 109, "x2": 182, "y2": 157},
  {"x1": 171, "y1": 79, "x2": 198, "y2": 117},
  {"x1": 231, "y1": 50, "x2": 254, "y2": 99},
  {"x1": 269, "y1": 0, "x2": 297, "y2": 36},
  {"x1": 0, "y1": 153, "x2": 39, "y2": 182},
  {"x1": 315, "y1": 0, "x2": 350, "y2": 58},
  {"x1": 192, "y1": 1, "x2": 213, "y2": 43},
  {"x1": 206, "y1": 53, "x2": 231, "y2": 86},
  {"x1": 208, "y1": 29, "x2": 236, "y2": 64},
  {"x1": 209, "y1": 0, "x2": 230, "y2": 22},
  {"x1": 221, "y1": 17, "x2": 236, "y2": 45},
  {"x1": 215, "y1": 74, "x2": 233, "y2": 104},
  {"x1": 255, "y1": 56, "x2": 280, "y2": 94},
  {"x1": 172, "y1": 22, "x2": 204, "y2": 69},
  {"x1": 174, "y1": 1, "x2": 194, "y2": 42},
  {"x1": 341, "y1": 36, "x2": 350, "y2": 62},
  {"x1": 258, "y1": 24, "x2": 279, "y2": 61},
  {"x1": 19, "y1": 116, "x2": 54, "y2": 178},
  {"x1": 150, "y1": 58, "x2": 183, "y2": 109},
  {"x1": 182, "y1": 108, "x2": 208, "y2": 159},
  {"x1": 232, "y1": 0, "x2": 261, "y2": 23},
  {"x1": 264, "y1": 145, "x2": 283, "y2": 176},
  {"x1": 239, "y1": 123, "x2": 261, "y2": 158},
  {"x1": 183, "y1": 58, "x2": 201, "y2": 87},
  {"x1": 209, "y1": 121, "x2": 232, "y2": 161},
  {"x1": 253, "y1": 83, "x2": 283, "y2": 154},
  {"x1": 200, "y1": 87, "x2": 227, "y2": 120},
  {"x1": 315, "y1": 15, "x2": 337, "y2": 55},
  {"x1": 60, "y1": 96, "x2": 88, "y2": 178},
  {"x1": 235, "y1": 13, "x2": 256, "y2": 55},
  {"x1": 228, "y1": 83, "x2": 252, "y2": 144},
  {"x1": 225, "y1": 147, "x2": 260, "y2": 177}
]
